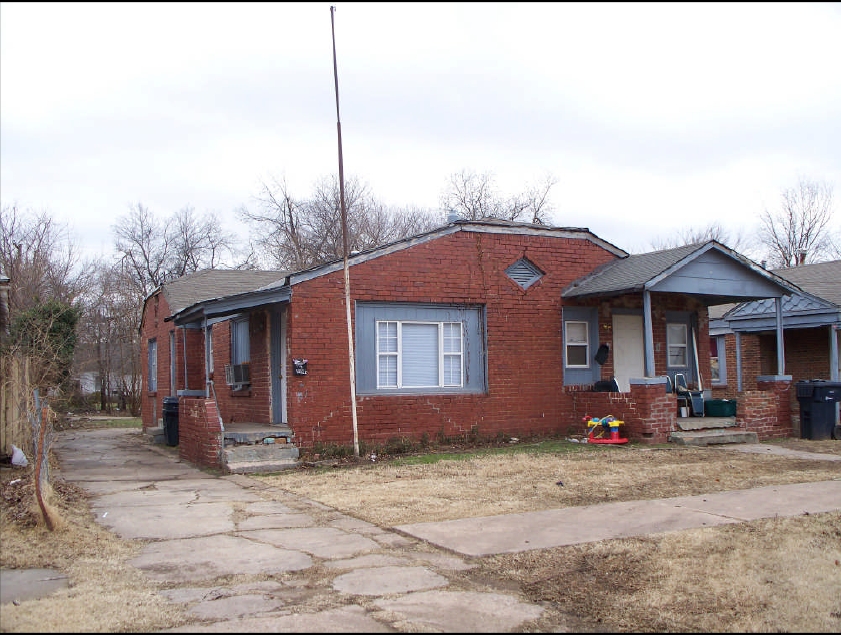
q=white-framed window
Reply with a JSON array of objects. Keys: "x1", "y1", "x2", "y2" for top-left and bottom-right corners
[
  {"x1": 564, "y1": 320, "x2": 589, "y2": 368},
  {"x1": 147, "y1": 338, "x2": 158, "y2": 392},
  {"x1": 231, "y1": 316, "x2": 250, "y2": 365},
  {"x1": 667, "y1": 323, "x2": 688, "y2": 367},
  {"x1": 376, "y1": 320, "x2": 464, "y2": 389}
]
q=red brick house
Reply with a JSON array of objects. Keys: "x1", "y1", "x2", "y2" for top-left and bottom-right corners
[
  {"x1": 140, "y1": 219, "x2": 800, "y2": 471},
  {"x1": 710, "y1": 260, "x2": 841, "y2": 436}
]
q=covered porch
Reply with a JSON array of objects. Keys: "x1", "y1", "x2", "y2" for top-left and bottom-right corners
[{"x1": 561, "y1": 241, "x2": 802, "y2": 444}]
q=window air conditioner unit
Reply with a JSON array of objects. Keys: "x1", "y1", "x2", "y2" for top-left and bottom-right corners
[{"x1": 224, "y1": 363, "x2": 250, "y2": 386}]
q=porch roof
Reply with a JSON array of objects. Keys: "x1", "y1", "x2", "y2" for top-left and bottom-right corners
[
  {"x1": 714, "y1": 260, "x2": 841, "y2": 332},
  {"x1": 158, "y1": 269, "x2": 290, "y2": 315},
  {"x1": 561, "y1": 241, "x2": 799, "y2": 305},
  {"x1": 164, "y1": 269, "x2": 291, "y2": 326}
]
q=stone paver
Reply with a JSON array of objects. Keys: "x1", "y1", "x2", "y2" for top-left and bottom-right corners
[
  {"x1": 129, "y1": 534, "x2": 313, "y2": 582},
  {"x1": 163, "y1": 605, "x2": 392, "y2": 633},
  {"x1": 93, "y1": 499, "x2": 235, "y2": 540},
  {"x1": 332, "y1": 565, "x2": 449, "y2": 595},
  {"x1": 717, "y1": 443, "x2": 841, "y2": 461},
  {"x1": 374, "y1": 590, "x2": 546, "y2": 632},
  {"x1": 0, "y1": 569, "x2": 69, "y2": 605},
  {"x1": 186, "y1": 593, "x2": 285, "y2": 620},
  {"x1": 239, "y1": 527, "x2": 382, "y2": 559}
]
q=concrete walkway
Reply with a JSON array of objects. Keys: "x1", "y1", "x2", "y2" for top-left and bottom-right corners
[{"x1": 2, "y1": 430, "x2": 840, "y2": 632}]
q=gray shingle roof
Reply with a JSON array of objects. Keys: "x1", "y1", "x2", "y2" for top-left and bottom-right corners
[
  {"x1": 772, "y1": 260, "x2": 841, "y2": 306},
  {"x1": 161, "y1": 269, "x2": 289, "y2": 314},
  {"x1": 562, "y1": 242, "x2": 711, "y2": 298}
]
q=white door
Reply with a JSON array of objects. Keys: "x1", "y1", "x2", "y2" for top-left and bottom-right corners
[{"x1": 612, "y1": 314, "x2": 645, "y2": 392}]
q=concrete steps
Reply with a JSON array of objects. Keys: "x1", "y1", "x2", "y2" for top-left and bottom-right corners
[
  {"x1": 222, "y1": 424, "x2": 299, "y2": 474},
  {"x1": 669, "y1": 416, "x2": 758, "y2": 446},
  {"x1": 675, "y1": 416, "x2": 738, "y2": 432}
]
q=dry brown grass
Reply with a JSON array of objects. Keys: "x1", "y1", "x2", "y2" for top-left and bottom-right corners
[
  {"x1": 2, "y1": 435, "x2": 840, "y2": 632},
  {"x1": 254, "y1": 438, "x2": 841, "y2": 632},
  {"x1": 257, "y1": 440, "x2": 841, "y2": 526},
  {"x1": 0, "y1": 466, "x2": 189, "y2": 633},
  {"x1": 482, "y1": 512, "x2": 841, "y2": 632}
]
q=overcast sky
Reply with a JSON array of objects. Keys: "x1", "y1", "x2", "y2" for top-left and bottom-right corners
[{"x1": 2, "y1": 2, "x2": 840, "y2": 262}]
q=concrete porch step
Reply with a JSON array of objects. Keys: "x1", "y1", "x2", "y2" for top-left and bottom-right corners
[
  {"x1": 144, "y1": 426, "x2": 166, "y2": 445},
  {"x1": 223, "y1": 443, "x2": 300, "y2": 474},
  {"x1": 676, "y1": 416, "x2": 737, "y2": 432},
  {"x1": 223, "y1": 423, "x2": 294, "y2": 445},
  {"x1": 669, "y1": 429, "x2": 758, "y2": 446}
]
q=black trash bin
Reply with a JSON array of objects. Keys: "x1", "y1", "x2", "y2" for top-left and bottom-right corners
[
  {"x1": 162, "y1": 396, "x2": 180, "y2": 446},
  {"x1": 796, "y1": 380, "x2": 841, "y2": 440}
]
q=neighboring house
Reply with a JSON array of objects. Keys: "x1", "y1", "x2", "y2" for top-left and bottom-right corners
[
  {"x1": 710, "y1": 260, "x2": 841, "y2": 430},
  {"x1": 140, "y1": 269, "x2": 290, "y2": 431},
  {"x1": 140, "y1": 218, "x2": 800, "y2": 471}
]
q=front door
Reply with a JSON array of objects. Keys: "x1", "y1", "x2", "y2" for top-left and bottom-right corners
[
  {"x1": 270, "y1": 306, "x2": 287, "y2": 424},
  {"x1": 612, "y1": 313, "x2": 645, "y2": 392}
]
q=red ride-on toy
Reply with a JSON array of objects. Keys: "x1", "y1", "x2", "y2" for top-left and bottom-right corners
[{"x1": 583, "y1": 415, "x2": 628, "y2": 444}]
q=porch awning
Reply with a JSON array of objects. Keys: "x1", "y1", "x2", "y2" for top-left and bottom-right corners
[
  {"x1": 170, "y1": 280, "x2": 292, "y2": 327},
  {"x1": 562, "y1": 241, "x2": 800, "y2": 305},
  {"x1": 561, "y1": 241, "x2": 802, "y2": 379}
]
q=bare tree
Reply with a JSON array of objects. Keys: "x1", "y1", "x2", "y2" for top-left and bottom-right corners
[
  {"x1": 650, "y1": 222, "x2": 751, "y2": 253},
  {"x1": 169, "y1": 206, "x2": 239, "y2": 277},
  {"x1": 113, "y1": 202, "x2": 171, "y2": 298},
  {"x1": 0, "y1": 204, "x2": 92, "y2": 315},
  {"x1": 113, "y1": 202, "x2": 243, "y2": 297},
  {"x1": 75, "y1": 260, "x2": 143, "y2": 414},
  {"x1": 439, "y1": 169, "x2": 558, "y2": 224},
  {"x1": 242, "y1": 175, "x2": 440, "y2": 270},
  {"x1": 758, "y1": 178, "x2": 837, "y2": 267}
]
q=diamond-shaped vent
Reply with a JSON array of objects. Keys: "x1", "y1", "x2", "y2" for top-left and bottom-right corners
[{"x1": 506, "y1": 258, "x2": 544, "y2": 290}]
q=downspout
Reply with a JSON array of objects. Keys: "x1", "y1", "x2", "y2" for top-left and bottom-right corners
[{"x1": 735, "y1": 331, "x2": 743, "y2": 393}]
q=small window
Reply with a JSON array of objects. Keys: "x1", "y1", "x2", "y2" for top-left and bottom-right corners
[
  {"x1": 505, "y1": 258, "x2": 544, "y2": 290},
  {"x1": 667, "y1": 323, "x2": 688, "y2": 367},
  {"x1": 231, "y1": 316, "x2": 250, "y2": 365},
  {"x1": 565, "y1": 321, "x2": 589, "y2": 368},
  {"x1": 147, "y1": 339, "x2": 158, "y2": 392}
]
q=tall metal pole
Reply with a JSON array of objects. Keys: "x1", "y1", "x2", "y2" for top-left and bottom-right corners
[{"x1": 330, "y1": 6, "x2": 360, "y2": 457}]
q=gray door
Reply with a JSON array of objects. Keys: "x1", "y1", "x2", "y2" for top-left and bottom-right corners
[{"x1": 270, "y1": 306, "x2": 287, "y2": 424}]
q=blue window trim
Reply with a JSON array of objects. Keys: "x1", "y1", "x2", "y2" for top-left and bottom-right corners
[
  {"x1": 356, "y1": 302, "x2": 486, "y2": 395},
  {"x1": 562, "y1": 306, "x2": 599, "y2": 385}
]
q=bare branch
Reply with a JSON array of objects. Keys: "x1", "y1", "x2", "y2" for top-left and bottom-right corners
[{"x1": 758, "y1": 178, "x2": 835, "y2": 267}]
